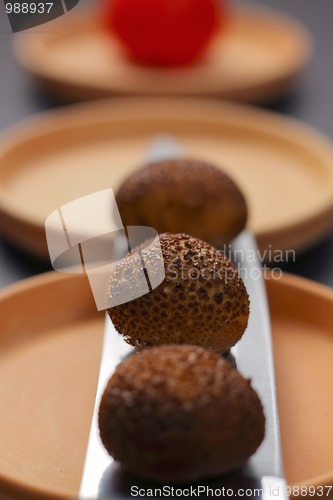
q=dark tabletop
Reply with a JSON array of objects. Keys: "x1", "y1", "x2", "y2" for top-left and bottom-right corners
[{"x1": 0, "y1": 0, "x2": 332, "y2": 289}]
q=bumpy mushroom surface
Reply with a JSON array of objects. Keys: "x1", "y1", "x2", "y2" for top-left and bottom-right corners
[
  {"x1": 99, "y1": 344, "x2": 265, "y2": 483},
  {"x1": 108, "y1": 233, "x2": 249, "y2": 353},
  {"x1": 116, "y1": 159, "x2": 248, "y2": 248}
]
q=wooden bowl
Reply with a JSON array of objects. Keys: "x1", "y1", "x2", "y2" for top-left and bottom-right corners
[
  {"x1": 0, "y1": 271, "x2": 332, "y2": 498},
  {"x1": 14, "y1": 5, "x2": 313, "y2": 102},
  {"x1": 0, "y1": 98, "x2": 332, "y2": 260}
]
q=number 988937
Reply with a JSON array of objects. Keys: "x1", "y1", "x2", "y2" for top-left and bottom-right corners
[{"x1": 6, "y1": 2, "x2": 54, "y2": 14}]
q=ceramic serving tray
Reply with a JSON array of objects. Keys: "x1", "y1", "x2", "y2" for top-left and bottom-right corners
[
  {"x1": 14, "y1": 5, "x2": 312, "y2": 102},
  {"x1": 0, "y1": 98, "x2": 332, "y2": 259},
  {"x1": 0, "y1": 271, "x2": 332, "y2": 498}
]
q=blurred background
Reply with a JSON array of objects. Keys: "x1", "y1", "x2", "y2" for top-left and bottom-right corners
[{"x1": 0, "y1": 0, "x2": 332, "y2": 289}]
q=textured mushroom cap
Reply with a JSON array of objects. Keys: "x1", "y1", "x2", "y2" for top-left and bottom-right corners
[
  {"x1": 116, "y1": 159, "x2": 248, "y2": 248},
  {"x1": 99, "y1": 345, "x2": 265, "y2": 483},
  {"x1": 108, "y1": 233, "x2": 249, "y2": 353}
]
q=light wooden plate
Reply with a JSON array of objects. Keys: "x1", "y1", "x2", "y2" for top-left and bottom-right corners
[
  {"x1": 0, "y1": 98, "x2": 333, "y2": 260},
  {"x1": 0, "y1": 271, "x2": 332, "y2": 499},
  {"x1": 14, "y1": 5, "x2": 312, "y2": 102}
]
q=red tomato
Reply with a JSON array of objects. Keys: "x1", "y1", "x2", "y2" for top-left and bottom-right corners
[{"x1": 102, "y1": 0, "x2": 223, "y2": 66}]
